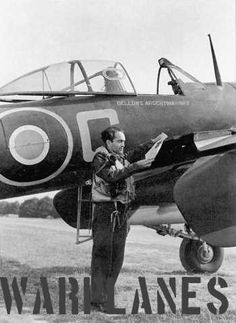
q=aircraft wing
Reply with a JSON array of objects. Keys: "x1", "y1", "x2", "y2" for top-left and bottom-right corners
[
  {"x1": 194, "y1": 128, "x2": 236, "y2": 151},
  {"x1": 172, "y1": 129, "x2": 236, "y2": 248},
  {"x1": 134, "y1": 128, "x2": 236, "y2": 176},
  {"x1": 132, "y1": 128, "x2": 236, "y2": 248}
]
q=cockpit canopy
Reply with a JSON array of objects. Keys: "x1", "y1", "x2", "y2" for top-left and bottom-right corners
[
  {"x1": 0, "y1": 60, "x2": 136, "y2": 98},
  {"x1": 0, "y1": 57, "x2": 209, "y2": 101}
]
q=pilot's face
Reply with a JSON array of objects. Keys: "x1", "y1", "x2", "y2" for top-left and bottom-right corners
[{"x1": 107, "y1": 131, "x2": 126, "y2": 155}]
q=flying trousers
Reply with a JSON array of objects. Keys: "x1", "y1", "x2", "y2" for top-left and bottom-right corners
[{"x1": 91, "y1": 201, "x2": 128, "y2": 305}]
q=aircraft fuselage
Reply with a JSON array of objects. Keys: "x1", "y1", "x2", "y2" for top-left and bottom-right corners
[{"x1": 0, "y1": 82, "x2": 235, "y2": 200}]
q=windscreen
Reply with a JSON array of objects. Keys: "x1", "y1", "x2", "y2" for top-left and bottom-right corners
[{"x1": 157, "y1": 58, "x2": 205, "y2": 95}]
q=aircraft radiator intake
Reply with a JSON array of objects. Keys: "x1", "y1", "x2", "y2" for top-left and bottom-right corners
[
  {"x1": 174, "y1": 151, "x2": 236, "y2": 247},
  {"x1": 53, "y1": 187, "x2": 91, "y2": 229}
]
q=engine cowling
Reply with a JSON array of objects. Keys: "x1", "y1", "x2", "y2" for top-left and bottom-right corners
[{"x1": 174, "y1": 151, "x2": 236, "y2": 247}]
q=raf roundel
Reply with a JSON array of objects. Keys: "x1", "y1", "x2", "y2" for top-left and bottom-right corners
[
  {"x1": 0, "y1": 107, "x2": 73, "y2": 186},
  {"x1": 9, "y1": 125, "x2": 50, "y2": 166}
]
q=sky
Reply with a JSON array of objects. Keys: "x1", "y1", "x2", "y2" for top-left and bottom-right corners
[
  {"x1": 0, "y1": 0, "x2": 235, "y2": 94},
  {"x1": 0, "y1": 0, "x2": 235, "y2": 201}
]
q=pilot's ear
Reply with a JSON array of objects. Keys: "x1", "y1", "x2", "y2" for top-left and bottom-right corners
[{"x1": 106, "y1": 139, "x2": 111, "y2": 147}]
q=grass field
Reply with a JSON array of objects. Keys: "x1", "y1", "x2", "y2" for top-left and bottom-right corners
[{"x1": 0, "y1": 208, "x2": 236, "y2": 323}]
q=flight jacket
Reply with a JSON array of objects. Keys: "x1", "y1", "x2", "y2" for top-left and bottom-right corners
[{"x1": 92, "y1": 140, "x2": 154, "y2": 203}]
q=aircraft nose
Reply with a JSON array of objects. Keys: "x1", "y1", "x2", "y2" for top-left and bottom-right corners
[{"x1": 174, "y1": 151, "x2": 236, "y2": 247}]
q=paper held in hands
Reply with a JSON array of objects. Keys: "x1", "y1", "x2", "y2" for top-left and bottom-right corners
[{"x1": 145, "y1": 132, "x2": 168, "y2": 161}]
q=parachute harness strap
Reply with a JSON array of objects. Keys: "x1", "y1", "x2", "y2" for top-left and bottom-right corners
[{"x1": 110, "y1": 201, "x2": 120, "y2": 232}]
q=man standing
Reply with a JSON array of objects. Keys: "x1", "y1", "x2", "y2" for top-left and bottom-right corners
[{"x1": 90, "y1": 126, "x2": 157, "y2": 312}]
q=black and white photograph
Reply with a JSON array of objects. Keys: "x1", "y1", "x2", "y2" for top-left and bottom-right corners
[{"x1": 0, "y1": 0, "x2": 236, "y2": 322}]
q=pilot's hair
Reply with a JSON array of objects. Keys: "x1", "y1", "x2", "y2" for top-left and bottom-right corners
[{"x1": 101, "y1": 126, "x2": 124, "y2": 143}]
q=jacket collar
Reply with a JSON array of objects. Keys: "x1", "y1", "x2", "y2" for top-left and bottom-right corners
[{"x1": 95, "y1": 145, "x2": 125, "y2": 160}]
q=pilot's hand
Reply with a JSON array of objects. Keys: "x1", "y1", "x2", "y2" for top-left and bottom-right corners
[{"x1": 135, "y1": 158, "x2": 153, "y2": 169}]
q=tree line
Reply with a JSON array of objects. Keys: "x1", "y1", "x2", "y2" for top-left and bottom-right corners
[{"x1": 0, "y1": 196, "x2": 59, "y2": 218}]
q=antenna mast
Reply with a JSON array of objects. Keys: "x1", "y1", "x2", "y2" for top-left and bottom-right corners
[{"x1": 208, "y1": 34, "x2": 222, "y2": 86}]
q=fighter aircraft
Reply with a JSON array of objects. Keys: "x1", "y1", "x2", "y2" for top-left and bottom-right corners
[{"x1": 0, "y1": 35, "x2": 235, "y2": 273}]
